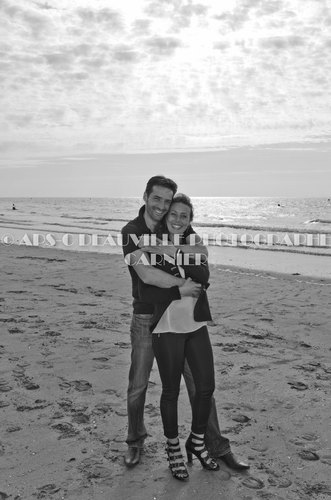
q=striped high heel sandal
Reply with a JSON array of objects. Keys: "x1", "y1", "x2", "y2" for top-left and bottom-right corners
[
  {"x1": 166, "y1": 439, "x2": 189, "y2": 481},
  {"x1": 185, "y1": 433, "x2": 219, "y2": 471}
]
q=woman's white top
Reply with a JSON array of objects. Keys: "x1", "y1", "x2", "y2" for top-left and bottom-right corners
[{"x1": 153, "y1": 255, "x2": 207, "y2": 334}]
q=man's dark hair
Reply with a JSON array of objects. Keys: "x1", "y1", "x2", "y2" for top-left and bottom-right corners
[
  {"x1": 145, "y1": 175, "x2": 178, "y2": 198},
  {"x1": 170, "y1": 193, "x2": 194, "y2": 221}
]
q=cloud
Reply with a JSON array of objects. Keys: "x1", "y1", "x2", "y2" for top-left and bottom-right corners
[
  {"x1": 257, "y1": 0, "x2": 284, "y2": 16},
  {"x1": 42, "y1": 42, "x2": 116, "y2": 72},
  {"x1": 70, "y1": 43, "x2": 93, "y2": 57},
  {"x1": 75, "y1": 7, "x2": 123, "y2": 32},
  {"x1": 144, "y1": 0, "x2": 208, "y2": 30},
  {"x1": 32, "y1": 1, "x2": 59, "y2": 10},
  {"x1": 6, "y1": 114, "x2": 34, "y2": 128},
  {"x1": 1, "y1": 0, "x2": 330, "y2": 157},
  {"x1": 213, "y1": 0, "x2": 260, "y2": 31},
  {"x1": 213, "y1": 40, "x2": 230, "y2": 50},
  {"x1": 132, "y1": 18, "x2": 151, "y2": 36},
  {"x1": 0, "y1": 0, "x2": 21, "y2": 17},
  {"x1": 259, "y1": 35, "x2": 305, "y2": 50},
  {"x1": 44, "y1": 52, "x2": 74, "y2": 69},
  {"x1": 145, "y1": 0, "x2": 208, "y2": 17},
  {"x1": 145, "y1": 36, "x2": 182, "y2": 56},
  {"x1": 113, "y1": 45, "x2": 140, "y2": 63},
  {"x1": 1, "y1": 1, "x2": 53, "y2": 39},
  {"x1": 0, "y1": 140, "x2": 39, "y2": 153}
]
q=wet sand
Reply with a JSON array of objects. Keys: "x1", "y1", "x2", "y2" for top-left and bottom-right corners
[{"x1": 0, "y1": 244, "x2": 330, "y2": 499}]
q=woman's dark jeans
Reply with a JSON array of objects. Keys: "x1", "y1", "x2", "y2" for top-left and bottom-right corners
[{"x1": 152, "y1": 326, "x2": 215, "y2": 439}]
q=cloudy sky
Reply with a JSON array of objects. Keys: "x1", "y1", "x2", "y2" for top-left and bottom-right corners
[{"x1": 1, "y1": 0, "x2": 331, "y2": 196}]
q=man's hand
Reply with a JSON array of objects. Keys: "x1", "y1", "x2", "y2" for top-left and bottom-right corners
[{"x1": 179, "y1": 278, "x2": 201, "y2": 298}]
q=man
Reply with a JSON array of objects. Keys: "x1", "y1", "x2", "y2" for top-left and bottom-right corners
[{"x1": 121, "y1": 175, "x2": 249, "y2": 470}]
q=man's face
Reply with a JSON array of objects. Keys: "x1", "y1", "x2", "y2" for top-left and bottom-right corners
[{"x1": 144, "y1": 185, "x2": 174, "y2": 223}]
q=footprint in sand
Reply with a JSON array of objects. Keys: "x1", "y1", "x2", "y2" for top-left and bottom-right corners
[
  {"x1": 113, "y1": 436, "x2": 125, "y2": 443},
  {"x1": 42, "y1": 330, "x2": 61, "y2": 337},
  {"x1": 287, "y1": 381, "x2": 308, "y2": 391},
  {"x1": 241, "y1": 477, "x2": 265, "y2": 490},
  {"x1": 93, "y1": 403, "x2": 114, "y2": 415},
  {"x1": 56, "y1": 287, "x2": 78, "y2": 294},
  {"x1": 0, "y1": 318, "x2": 18, "y2": 323},
  {"x1": 77, "y1": 320, "x2": 98, "y2": 329},
  {"x1": 6, "y1": 425, "x2": 21, "y2": 433},
  {"x1": 59, "y1": 379, "x2": 92, "y2": 391},
  {"x1": 87, "y1": 286, "x2": 106, "y2": 297},
  {"x1": 300, "y1": 342, "x2": 312, "y2": 348},
  {"x1": 320, "y1": 454, "x2": 331, "y2": 466},
  {"x1": 71, "y1": 413, "x2": 90, "y2": 424},
  {"x1": 301, "y1": 432, "x2": 319, "y2": 442},
  {"x1": 295, "y1": 364, "x2": 316, "y2": 372},
  {"x1": 8, "y1": 327, "x2": 24, "y2": 334},
  {"x1": 316, "y1": 372, "x2": 331, "y2": 380},
  {"x1": 114, "y1": 342, "x2": 130, "y2": 349},
  {"x1": 268, "y1": 474, "x2": 292, "y2": 488},
  {"x1": 73, "y1": 380, "x2": 92, "y2": 391},
  {"x1": 298, "y1": 450, "x2": 320, "y2": 461},
  {"x1": 115, "y1": 409, "x2": 128, "y2": 417},
  {"x1": 223, "y1": 402, "x2": 238, "y2": 410},
  {"x1": 16, "y1": 400, "x2": 50, "y2": 412},
  {"x1": 145, "y1": 403, "x2": 159, "y2": 417},
  {"x1": 23, "y1": 380, "x2": 40, "y2": 390},
  {"x1": 303, "y1": 483, "x2": 331, "y2": 497},
  {"x1": 35, "y1": 483, "x2": 61, "y2": 498},
  {"x1": 232, "y1": 414, "x2": 251, "y2": 423},
  {"x1": 51, "y1": 422, "x2": 79, "y2": 438},
  {"x1": 102, "y1": 388, "x2": 118, "y2": 396},
  {"x1": 251, "y1": 443, "x2": 268, "y2": 452},
  {"x1": 0, "y1": 380, "x2": 12, "y2": 393},
  {"x1": 80, "y1": 461, "x2": 113, "y2": 481}
]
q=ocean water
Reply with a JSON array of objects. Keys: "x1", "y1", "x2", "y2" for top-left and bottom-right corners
[{"x1": 1, "y1": 197, "x2": 331, "y2": 256}]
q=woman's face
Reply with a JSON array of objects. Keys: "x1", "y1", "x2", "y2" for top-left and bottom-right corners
[{"x1": 166, "y1": 202, "x2": 191, "y2": 235}]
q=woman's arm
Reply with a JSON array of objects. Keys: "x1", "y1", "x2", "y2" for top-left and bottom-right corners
[
  {"x1": 179, "y1": 232, "x2": 210, "y2": 285},
  {"x1": 138, "y1": 277, "x2": 201, "y2": 304},
  {"x1": 179, "y1": 255, "x2": 210, "y2": 286},
  {"x1": 126, "y1": 249, "x2": 185, "y2": 287}
]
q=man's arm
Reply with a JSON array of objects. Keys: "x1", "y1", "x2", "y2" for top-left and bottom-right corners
[
  {"x1": 122, "y1": 227, "x2": 202, "y2": 291},
  {"x1": 126, "y1": 249, "x2": 185, "y2": 287},
  {"x1": 139, "y1": 278, "x2": 201, "y2": 304},
  {"x1": 122, "y1": 227, "x2": 185, "y2": 288}
]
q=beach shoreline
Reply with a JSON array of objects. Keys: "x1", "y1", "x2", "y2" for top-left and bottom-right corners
[{"x1": 1, "y1": 225, "x2": 331, "y2": 280}]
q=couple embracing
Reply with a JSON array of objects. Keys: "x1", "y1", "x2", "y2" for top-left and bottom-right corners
[{"x1": 121, "y1": 175, "x2": 249, "y2": 481}]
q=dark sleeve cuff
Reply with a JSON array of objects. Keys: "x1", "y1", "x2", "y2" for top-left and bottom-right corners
[{"x1": 139, "y1": 283, "x2": 181, "y2": 304}]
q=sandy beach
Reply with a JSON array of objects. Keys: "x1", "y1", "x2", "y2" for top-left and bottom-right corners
[{"x1": 0, "y1": 243, "x2": 330, "y2": 500}]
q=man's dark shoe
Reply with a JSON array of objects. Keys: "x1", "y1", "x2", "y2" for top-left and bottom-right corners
[
  {"x1": 218, "y1": 452, "x2": 250, "y2": 471},
  {"x1": 124, "y1": 446, "x2": 141, "y2": 467}
]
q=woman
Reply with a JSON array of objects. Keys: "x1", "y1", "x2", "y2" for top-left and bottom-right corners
[{"x1": 138, "y1": 194, "x2": 219, "y2": 481}]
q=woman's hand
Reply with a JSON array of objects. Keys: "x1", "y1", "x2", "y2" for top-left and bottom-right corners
[{"x1": 179, "y1": 278, "x2": 201, "y2": 298}]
